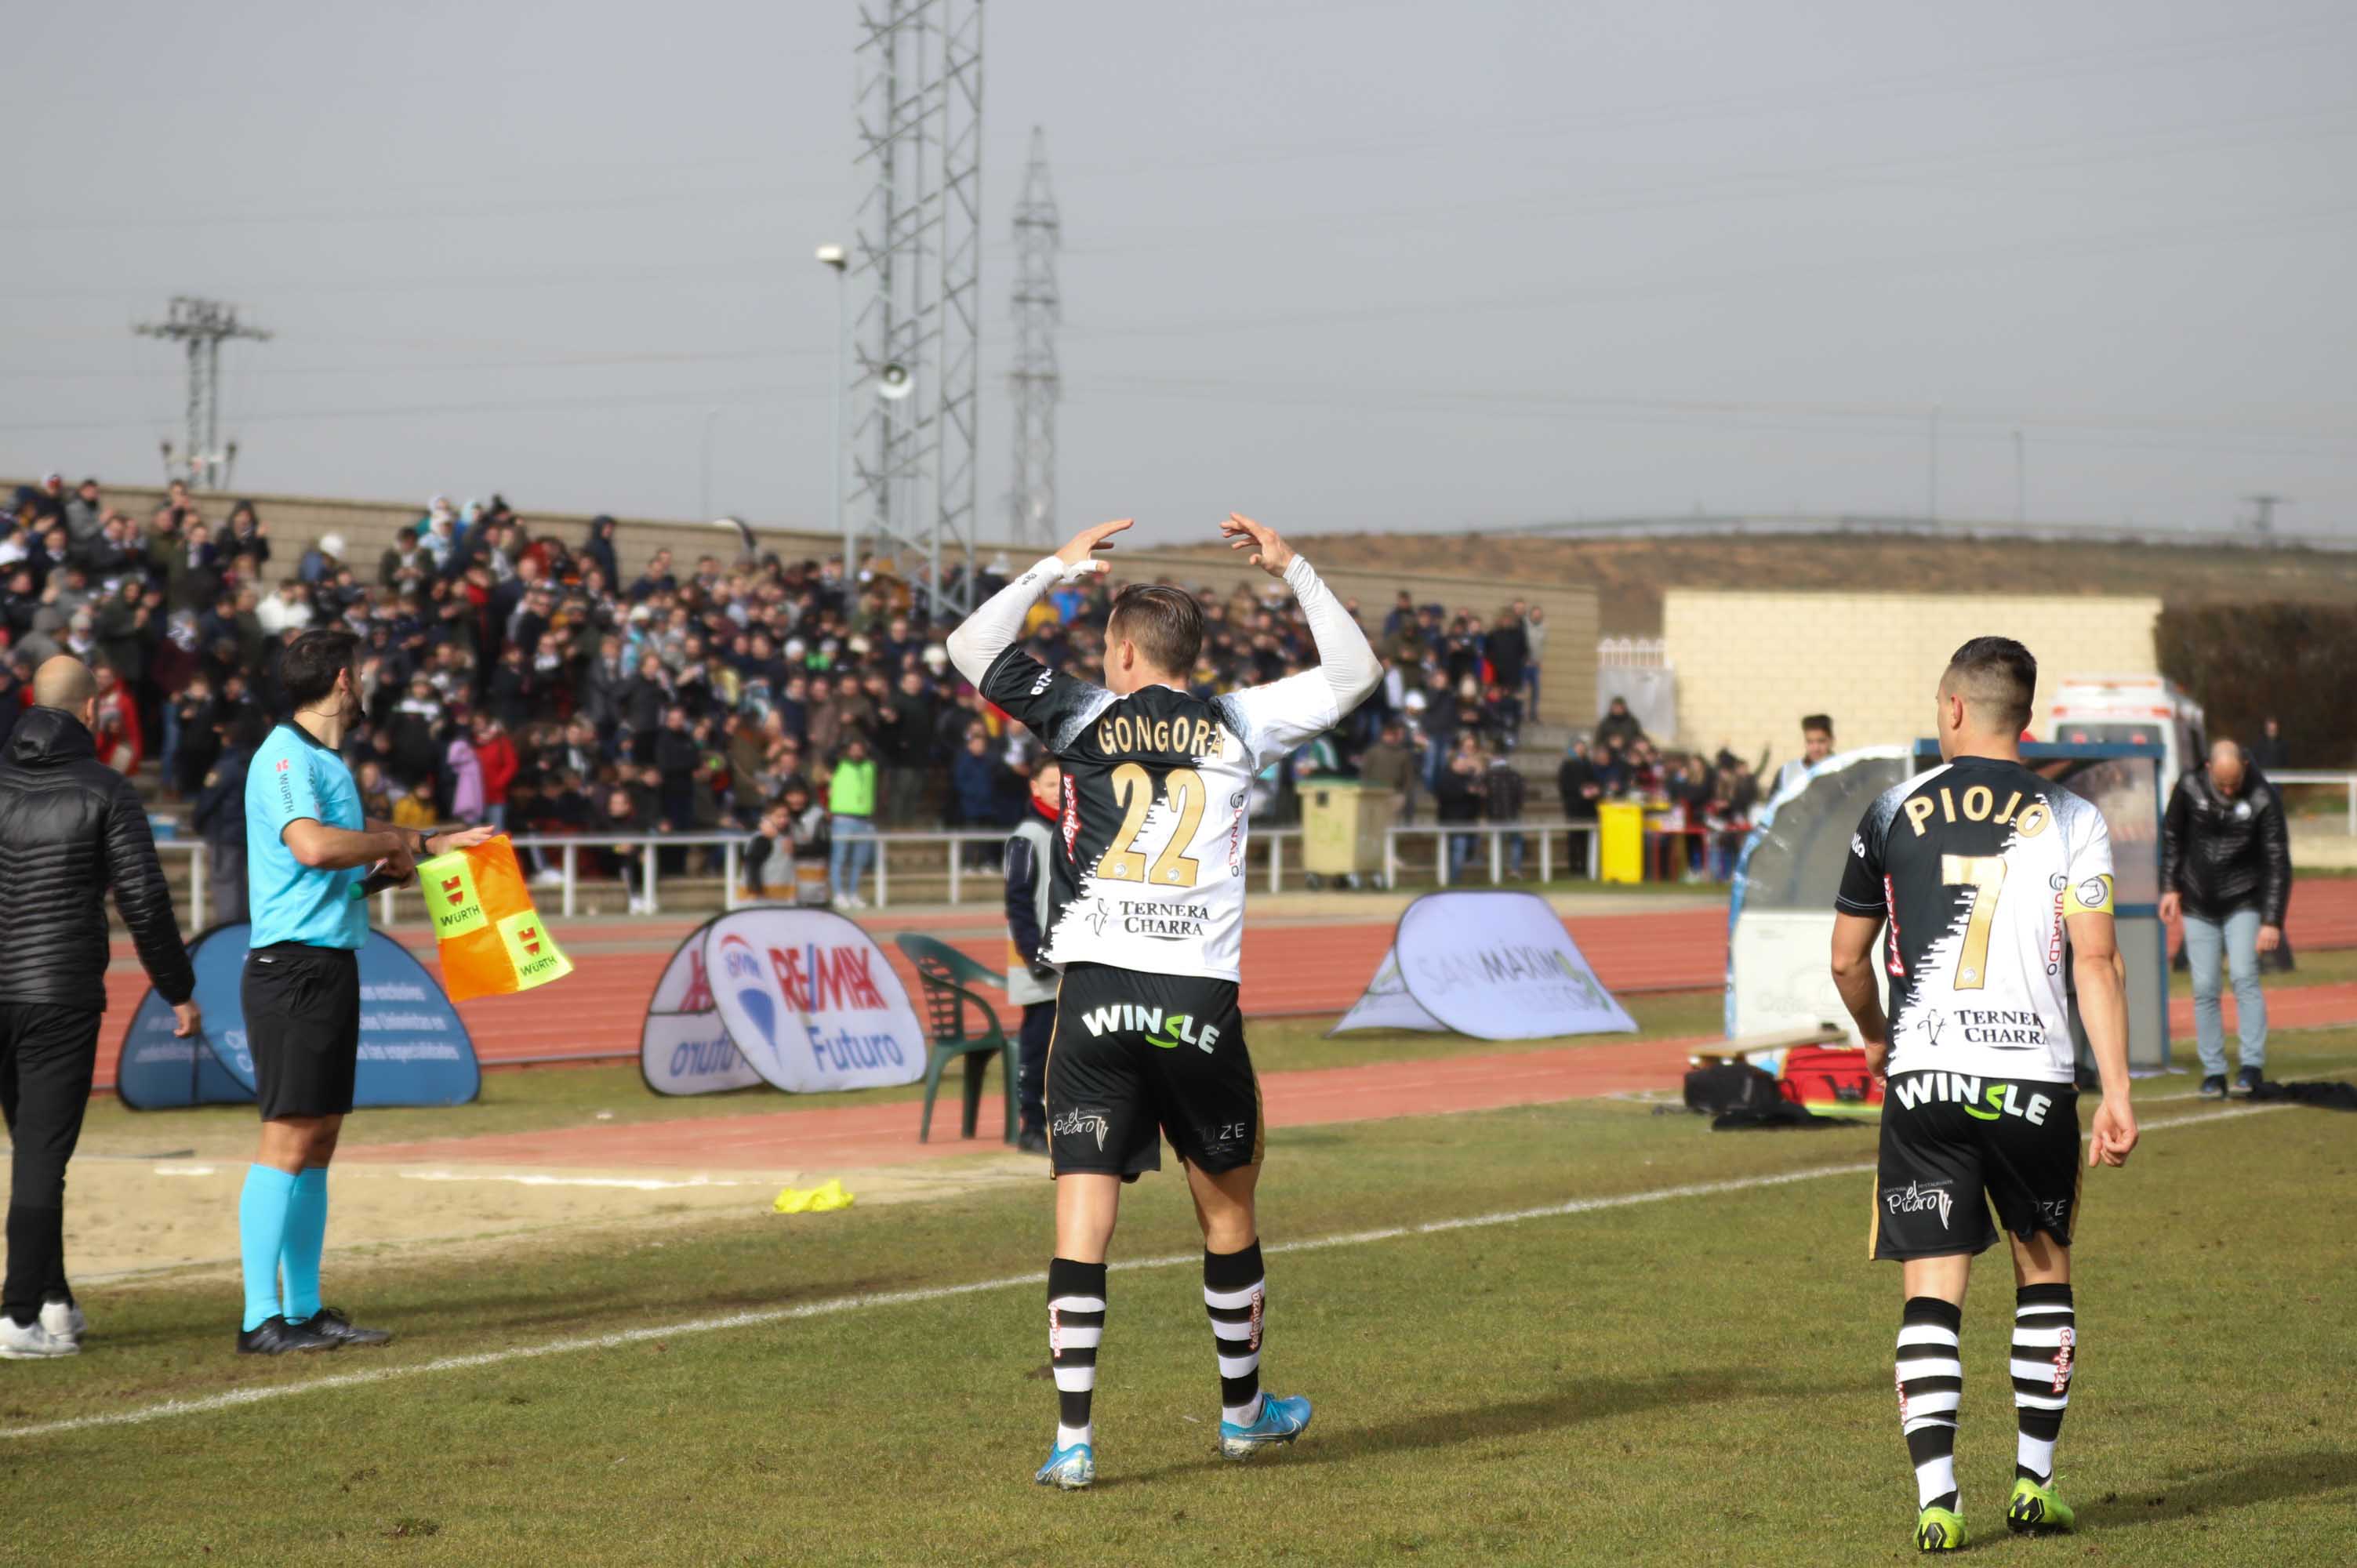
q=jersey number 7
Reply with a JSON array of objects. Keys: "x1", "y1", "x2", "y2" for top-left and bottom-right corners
[
  {"x1": 1095, "y1": 763, "x2": 1206, "y2": 888},
  {"x1": 1941, "y1": 853, "x2": 2007, "y2": 990}
]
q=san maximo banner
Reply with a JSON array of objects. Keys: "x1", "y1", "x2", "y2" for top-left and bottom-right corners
[
  {"x1": 1331, "y1": 890, "x2": 1636, "y2": 1041},
  {"x1": 118, "y1": 923, "x2": 481, "y2": 1109},
  {"x1": 641, "y1": 908, "x2": 926, "y2": 1096}
]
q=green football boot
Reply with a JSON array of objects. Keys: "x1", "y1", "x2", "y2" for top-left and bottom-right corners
[
  {"x1": 2007, "y1": 1475, "x2": 2076, "y2": 1534},
  {"x1": 1915, "y1": 1504, "x2": 1969, "y2": 1552}
]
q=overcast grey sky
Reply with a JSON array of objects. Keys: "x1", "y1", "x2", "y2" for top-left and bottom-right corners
[{"x1": 3, "y1": 1, "x2": 2351, "y2": 546}]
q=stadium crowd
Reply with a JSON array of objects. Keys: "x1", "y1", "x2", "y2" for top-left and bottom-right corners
[{"x1": 3, "y1": 475, "x2": 1604, "y2": 909}]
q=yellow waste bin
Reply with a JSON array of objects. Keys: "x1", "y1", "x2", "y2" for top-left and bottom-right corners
[
  {"x1": 1596, "y1": 800, "x2": 1646, "y2": 884},
  {"x1": 1303, "y1": 781, "x2": 1400, "y2": 880}
]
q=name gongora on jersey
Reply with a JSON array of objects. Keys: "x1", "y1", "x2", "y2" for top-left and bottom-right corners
[
  {"x1": 1836, "y1": 757, "x2": 2117, "y2": 1084},
  {"x1": 978, "y1": 644, "x2": 1338, "y2": 982}
]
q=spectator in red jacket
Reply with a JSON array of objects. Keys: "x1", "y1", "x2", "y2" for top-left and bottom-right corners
[
  {"x1": 91, "y1": 663, "x2": 142, "y2": 775},
  {"x1": 474, "y1": 715, "x2": 519, "y2": 835}
]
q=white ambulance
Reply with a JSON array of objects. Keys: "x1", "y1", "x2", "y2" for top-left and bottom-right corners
[{"x1": 2043, "y1": 674, "x2": 2206, "y2": 785}]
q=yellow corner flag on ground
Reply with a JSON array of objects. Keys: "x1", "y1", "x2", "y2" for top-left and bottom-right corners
[{"x1": 416, "y1": 834, "x2": 573, "y2": 1003}]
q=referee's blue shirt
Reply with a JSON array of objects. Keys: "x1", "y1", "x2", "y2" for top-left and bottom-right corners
[{"x1": 245, "y1": 721, "x2": 370, "y2": 950}]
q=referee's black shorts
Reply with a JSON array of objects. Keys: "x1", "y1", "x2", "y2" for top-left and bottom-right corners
[{"x1": 242, "y1": 942, "x2": 362, "y2": 1120}]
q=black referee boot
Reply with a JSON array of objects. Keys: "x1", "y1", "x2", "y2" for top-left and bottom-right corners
[
  {"x1": 236, "y1": 1315, "x2": 338, "y2": 1355},
  {"x1": 291, "y1": 1307, "x2": 393, "y2": 1348}
]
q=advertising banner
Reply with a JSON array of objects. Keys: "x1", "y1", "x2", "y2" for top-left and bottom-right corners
[
  {"x1": 698, "y1": 908, "x2": 927, "y2": 1094},
  {"x1": 114, "y1": 976, "x2": 250, "y2": 1109},
  {"x1": 641, "y1": 917, "x2": 766, "y2": 1096},
  {"x1": 180, "y1": 924, "x2": 481, "y2": 1108},
  {"x1": 1327, "y1": 949, "x2": 1451, "y2": 1036},
  {"x1": 1331, "y1": 891, "x2": 1636, "y2": 1040}
]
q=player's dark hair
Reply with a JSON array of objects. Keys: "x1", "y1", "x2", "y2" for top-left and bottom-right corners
[
  {"x1": 281, "y1": 628, "x2": 361, "y2": 710},
  {"x1": 1942, "y1": 636, "x2": 2037, "y2": 734},
  {"x1": 1800, "y1": 713, "x2": 1832, "y2": 735},
  {"x1": 1108, "y1": 583, "x2": 1204, "y2": 676}
]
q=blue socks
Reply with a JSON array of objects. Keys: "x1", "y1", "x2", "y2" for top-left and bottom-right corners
[
  {"x1": 281, "y1": 1167, "x2": 329, "y2": 1323},
  {"x1": 238, "y1": 1167, "x2": 296, "y2": 1332},
  {"x1": 238, "y1": 1165, "x2": 329, "y2": 1330}
]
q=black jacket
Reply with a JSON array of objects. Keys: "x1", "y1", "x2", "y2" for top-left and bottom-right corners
[
  {"x1": 0, "y1": 706, "x2": 194, "y2": 1010},
  {"x1": 2161, "y1": 768, "x2": 2291, "y2": 926}
]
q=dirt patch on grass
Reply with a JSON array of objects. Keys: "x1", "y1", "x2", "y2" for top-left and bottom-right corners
[{"x1": 62, "y1": 1148, "x2": 1041, "y2": 1291}]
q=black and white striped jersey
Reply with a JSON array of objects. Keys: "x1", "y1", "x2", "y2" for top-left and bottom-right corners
[
  {"x1": 951, "y1": 554, "x2": 1381, "y2": 983},
  {"x1": 1836, "y1": 756, "x2": 2115, "y2": 1084}
]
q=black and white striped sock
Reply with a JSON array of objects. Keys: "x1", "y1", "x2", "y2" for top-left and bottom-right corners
[
  {"x1": 2011, "y1": 1283, "x2": 2076, "y2": 1483},
  {"x1": 1897, "y1": 1296, "x2": 1964, "y2": 1512},
  {"x1": 1047, "y1": 1257, "x2": 1106, "y2": 1451},
  {"x1": 1204, "y1": 1241, "x2": 1266, "y2": 1428}
]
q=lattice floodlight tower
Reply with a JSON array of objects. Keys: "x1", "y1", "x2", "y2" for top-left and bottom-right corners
[
  {"x1": 133, "y1": 296, "x2": 271, "y2": 491},
  {"x1": 848, "y1": 0, "x2": 984, "y2": 618},
  {"x1": 1007, "y1": 125, "x2": 1060, "y2": 549}
]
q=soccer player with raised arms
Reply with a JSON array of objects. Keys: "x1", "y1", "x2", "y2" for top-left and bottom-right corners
[
  {"x1": 947, "y1": 514, "x2": 1380, "y2": 1490},
  {"x1": 1829, "y1": 637, "x2": 2140, "y2": 1552},
  {"x1": 234, "y1": 630, "x2": 492, "y2": 1354}
]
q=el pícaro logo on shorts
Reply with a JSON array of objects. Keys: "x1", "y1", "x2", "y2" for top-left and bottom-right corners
[
  {"x1": 1884, "y1": 1180, "x2": 1955, "y2": 1230},
  {"x1": 1053, "y1": 1109, "x2": 1111, "y2": 1150}
]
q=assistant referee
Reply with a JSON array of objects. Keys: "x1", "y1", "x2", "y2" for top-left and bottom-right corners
[{"x1": 235, "y1": 630, "x2": 489, "y2": 1356}]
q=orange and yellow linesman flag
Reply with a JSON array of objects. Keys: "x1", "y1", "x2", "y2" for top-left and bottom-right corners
[{"x1": 416, "y1": 835, "x2": 574, "y2": 1003}]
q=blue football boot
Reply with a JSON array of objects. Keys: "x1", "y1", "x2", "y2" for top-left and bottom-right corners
[
  {"x1": 1034, "y1": 1441, "x2": 1095, "y2": 1490},
  {"x1": 1218, "y1": 1393, "x2": 1313, "y2": 1459}
]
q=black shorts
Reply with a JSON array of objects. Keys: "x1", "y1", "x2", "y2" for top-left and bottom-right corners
[
  {"x1": 243, "y1": 943, "x2": 362, "y2": 1120},
  {"x1": 1046, "y1": 964, "x2": 1262, "y2": 1180},
  {"x1": 1872, "y1": 1072, "x2": 2081, "y2": 1261}
]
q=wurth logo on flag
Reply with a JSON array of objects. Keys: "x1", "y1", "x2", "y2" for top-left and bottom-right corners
[
  {"x1": 441, "y1": 876, "x2": 464, "y2": 902},
  {"x1": 517, "y1": 925, "x2": 542, "y2": 956}
]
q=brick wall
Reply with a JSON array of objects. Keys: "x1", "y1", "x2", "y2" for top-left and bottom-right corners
[
  {"x1": 1662, "y1": 588, "x2": 2163, "y2": 761},
  {"x1": 21, "y1": 481, "x2": 1595, "y2": 721}
]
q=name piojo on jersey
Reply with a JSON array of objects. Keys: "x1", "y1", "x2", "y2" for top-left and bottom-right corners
[{"x1": 1837, "y1": 757, "x2": 2116, "y2": 1086}]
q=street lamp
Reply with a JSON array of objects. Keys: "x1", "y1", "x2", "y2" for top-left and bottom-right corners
[{"x1": 815, "y1": 243, "x2": 852, "y2": 583}]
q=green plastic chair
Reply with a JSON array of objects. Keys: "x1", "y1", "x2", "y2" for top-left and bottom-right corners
[{"x1": 893, "y1": 932, "x2": 1017, "y2": 1145}]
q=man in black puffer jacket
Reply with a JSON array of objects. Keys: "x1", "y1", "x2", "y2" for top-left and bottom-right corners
[
  {"x1": 2159, "y1": 739, "x2": 2291, "y2": 1098},
  {"x1": 0, "y1": 657, "x2": 200, "y2": 1359}
]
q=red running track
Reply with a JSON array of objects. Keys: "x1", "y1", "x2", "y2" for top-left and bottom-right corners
[
  {"x1": 341, "y1": 982, "x2": 2357, "y2": 1176},
  {"x1": 92, "y1": 877, "x2": 2357, "y2": 1091}
]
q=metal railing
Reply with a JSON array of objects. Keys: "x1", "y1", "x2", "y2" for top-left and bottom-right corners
[
  {"x1": 154, "y1": 825, "x2": 1310, "y2": 924},
  {"x1": 1382, "y1": 821, "x2": 1603, "y2": 887},
  {"x1": 2271, "y1": 771, "x2": 2357, "y2": 834}
]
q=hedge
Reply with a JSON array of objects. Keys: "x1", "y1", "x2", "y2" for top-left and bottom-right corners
[{"x1": 2154, "y1": 601, "x2": 2357, "y2": 769}]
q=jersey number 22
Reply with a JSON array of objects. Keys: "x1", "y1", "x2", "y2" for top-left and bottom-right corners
[{"x1": 1095, "y1": 763, "x2": 1204, "y2": 887}]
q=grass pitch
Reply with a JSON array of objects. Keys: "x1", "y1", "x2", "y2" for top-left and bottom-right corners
[{"x1": 7, "y1": 1025, "x2": 2353, "y2": 1566}]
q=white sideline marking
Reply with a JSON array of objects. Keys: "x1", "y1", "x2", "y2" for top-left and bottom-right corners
[
  {"x1": 0, "y1": 1103, "x2": 2290, "y2": 1443},
  {"x1": 397, "y1": 1171, "x2": 754, "y2": 1192}
]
